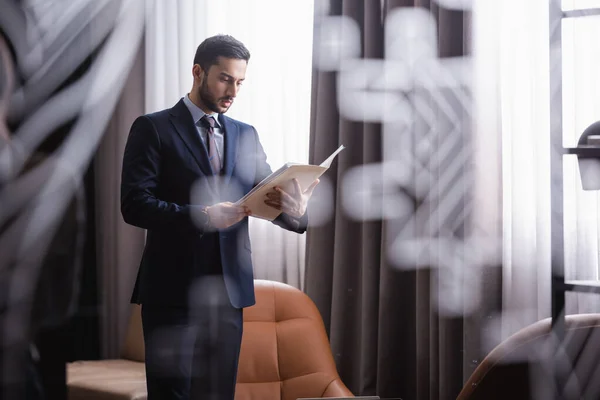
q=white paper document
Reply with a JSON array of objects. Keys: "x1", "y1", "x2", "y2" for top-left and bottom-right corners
[{"x1": 236, "y1": 145, "x2": 345, "y2": 221}]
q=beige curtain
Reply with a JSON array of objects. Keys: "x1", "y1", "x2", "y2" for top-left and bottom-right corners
[{"x1": 95, "y1": 43, "x2": 146, "y2": 358}]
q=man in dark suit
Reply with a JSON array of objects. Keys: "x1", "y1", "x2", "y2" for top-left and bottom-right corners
[{"x1": 120, "y1": 35, "x2": 318, "y2": 400}]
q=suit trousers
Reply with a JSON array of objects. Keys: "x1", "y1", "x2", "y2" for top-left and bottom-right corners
[{"x1": 141, "y1": 276, "x2": 243, "y2": 400}]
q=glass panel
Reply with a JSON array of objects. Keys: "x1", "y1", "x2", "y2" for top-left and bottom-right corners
[
  {"x1": 562, "y1": 0, "x2": 600, "y2": 11},
  {"x1": 562, "y1": 15, "x2": 600, "y2": 147},
  {"x1": 562, "y1": 16, "x2": 600, "y2": 298}
]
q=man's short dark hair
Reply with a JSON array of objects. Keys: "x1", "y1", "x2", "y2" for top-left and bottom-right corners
[{"x1": 193, "y1": 34, "x2": 250, "y2": 72}]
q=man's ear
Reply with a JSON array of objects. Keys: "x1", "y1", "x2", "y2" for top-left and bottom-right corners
[{"x1": 192, "y1": 64, "x2": 205, "y2": 84}]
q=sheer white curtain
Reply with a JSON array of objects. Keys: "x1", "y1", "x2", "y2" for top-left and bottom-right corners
[
  {"x1": 145, "y1": 0, "x2": 314, "y2": 288},
  {"x1": 474, "y1": 0, "x2": 600, "y2": 339}
]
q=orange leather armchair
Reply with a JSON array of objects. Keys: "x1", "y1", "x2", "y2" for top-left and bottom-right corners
[
  {"x1": 457, "y1": 313, "x2": 600, "y2": 400},
  {"x1": 67, "y1": 280, "x2": 353, "y2": 399},
  {"x1": 236, "y1": 279, "x2": 353, "y2": 400}
]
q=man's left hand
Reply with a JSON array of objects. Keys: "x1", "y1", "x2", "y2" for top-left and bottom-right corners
[{"x1": 264, "y1": 178, "x2": 319, "y2": 218}]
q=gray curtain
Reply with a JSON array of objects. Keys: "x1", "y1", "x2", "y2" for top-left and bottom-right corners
[
  {"x1": 305, "y1": 1, "x2": 496, "y2": 399},
  {"x1": 95, "y1": 41, "x2": 146, "y2": 358}
]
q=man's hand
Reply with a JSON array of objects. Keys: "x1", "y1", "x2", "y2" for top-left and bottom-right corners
[
  {"x1": 206, "y1": 202, "x2": 251, "y2": 229},
  {"x1": 264, "y1": 178, "x2": 319, "y2": 219}
]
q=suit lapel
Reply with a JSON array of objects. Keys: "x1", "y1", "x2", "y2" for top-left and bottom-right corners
[
  {"x1": 169, "y1": 99, "x2": 213, "y2": 177},
  {"x1": 220, "y1": 114, "x2": 239, "y2": 186}
]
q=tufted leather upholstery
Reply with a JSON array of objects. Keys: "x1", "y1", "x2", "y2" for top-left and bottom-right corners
[
  {"x1": 235, "y1": 280, "x2": 353, "y2": 400},
  {"x1": 67, "y1": 280, "x2": 353, "y2": 399}
]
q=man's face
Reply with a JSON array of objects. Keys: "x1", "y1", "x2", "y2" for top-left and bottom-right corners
[{"x1": 195, "y1": 56, "x2": 247, "y2": 114}]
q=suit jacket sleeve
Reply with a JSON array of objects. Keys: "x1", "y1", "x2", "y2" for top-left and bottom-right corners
[
  {"x1": 252, "y1": 127, "x2": 309, "y2": 233},
  {"x1": 120, "y1": 116, "x2": 209, "y2": 233}
]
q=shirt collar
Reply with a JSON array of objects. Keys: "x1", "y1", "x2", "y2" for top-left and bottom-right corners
[{"x1": 182, "y1": 94, "x2": 221, "y2": 128}]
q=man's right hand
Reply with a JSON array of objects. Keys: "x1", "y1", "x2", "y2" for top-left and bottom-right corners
[{"x1": 206, "y1": 202, "x2": 251, "y2": 229}]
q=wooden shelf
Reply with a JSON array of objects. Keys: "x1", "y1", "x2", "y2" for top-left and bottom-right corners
[
  {"x1": 563, "y1": 280, "x2": 600, "y2": 294},
  {"x1": 563, "y1": 146, "x2": 600, "y2": 157},
  {"x1": 562, "y1": 8, "x2": 600, "y2": 19}
]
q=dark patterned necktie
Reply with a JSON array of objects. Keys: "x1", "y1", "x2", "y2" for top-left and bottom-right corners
[{"x1": 200, "y1": 115, "x2": 221, "y2": 174}]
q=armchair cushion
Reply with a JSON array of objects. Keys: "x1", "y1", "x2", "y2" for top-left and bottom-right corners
[{"x1": 67, "y1": 280, "x2": 353, "y2": 400}]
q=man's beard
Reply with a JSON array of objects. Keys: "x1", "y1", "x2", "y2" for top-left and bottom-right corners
[{"x1": 198, "y1": 78, "x2": 232, "y2": 114}]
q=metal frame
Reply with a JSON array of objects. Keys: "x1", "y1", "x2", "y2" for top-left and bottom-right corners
[{"x1": 550, "y1": 1, "x2": 600, "y2": 398}]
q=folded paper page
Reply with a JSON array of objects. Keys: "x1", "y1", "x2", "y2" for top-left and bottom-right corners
[{"x1": 236, "y1": 145, "x2": 345, "y2": 220}]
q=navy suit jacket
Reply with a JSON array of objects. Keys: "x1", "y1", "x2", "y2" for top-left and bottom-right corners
[{"x1": 121, "y1": 99, "x2": 307, "y2": 309}]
